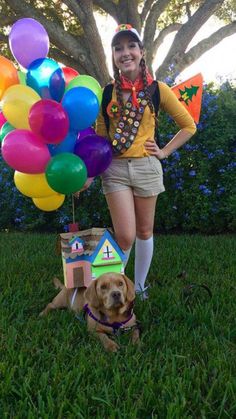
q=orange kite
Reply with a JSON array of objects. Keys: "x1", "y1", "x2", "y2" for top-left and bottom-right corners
[{"x1": 171, "y1": 73, "x2": 203, "y2": 123}]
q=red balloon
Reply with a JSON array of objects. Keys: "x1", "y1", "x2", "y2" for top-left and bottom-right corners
[
  {"x1": 62, "y1": 66, "x2": 79, "y2": 85},
  {"x1": 29, "y1": 99, "x2": 69, "y2": 144}
]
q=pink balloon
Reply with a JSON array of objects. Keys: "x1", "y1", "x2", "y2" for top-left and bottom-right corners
[
  {"x1": 29, "y1": 99, "x2": 69, "y2": 144},
  {"x1": 2, "y1": 129, "x2": 51, "y2": 173},
  {"x1": 0, "y1": 112, "x2": 7, "y2": 130}
]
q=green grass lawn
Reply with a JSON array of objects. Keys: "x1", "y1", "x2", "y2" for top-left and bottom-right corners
[{"x1": 0, "y1": 232, "x2": 235, "y2": 418}]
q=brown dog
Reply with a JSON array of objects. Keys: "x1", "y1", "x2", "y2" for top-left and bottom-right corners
[{"x1": 40, "y1": 272, "x2": 140, "y2": 352}]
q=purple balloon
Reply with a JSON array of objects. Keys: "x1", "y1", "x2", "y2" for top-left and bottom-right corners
[
  {"x1": 74, "y1": 134, "x2": 113, "y2": 177},
  {"x1": 9, "y1": 18, "x2": 49, "y2": 69},
  {"x1": 77, "y1": 127, "x2": 95, "y2": 142}
]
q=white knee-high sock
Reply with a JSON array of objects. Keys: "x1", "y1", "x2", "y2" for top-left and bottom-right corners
[
  {"x1": 134, "y1": 236, "x2": 153, "y2": 291},
  {"x1": 122, "y1": 247, "x2": 132, "y2": 269}
]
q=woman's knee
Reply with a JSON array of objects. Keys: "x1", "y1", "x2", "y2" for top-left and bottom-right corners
[
  {"x1": 115, "y1": 233, "x2": 135, "y2": 251},
  {"x1": 136, "y1": 228, "x2": 153, "y2": 241}
]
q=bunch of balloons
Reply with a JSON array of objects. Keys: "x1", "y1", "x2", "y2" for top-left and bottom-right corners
[{"x1": 0, "y1": 18, "x2": 112, "y2": 211}]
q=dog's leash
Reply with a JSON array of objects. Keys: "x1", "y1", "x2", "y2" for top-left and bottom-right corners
[{"x1": 181, "y1": 283, "x2": 212, "y2": 305}]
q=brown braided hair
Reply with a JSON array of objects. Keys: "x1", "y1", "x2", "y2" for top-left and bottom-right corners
[
  {"x1": 112, "y1": 59, "x2": 124, "y2": 117},
  {"x1": 140, "y1": 56, "x2": 159, "y2": 137}
]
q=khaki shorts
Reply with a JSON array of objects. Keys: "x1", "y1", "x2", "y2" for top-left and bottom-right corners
[{"x1": 101, "y1": 156, "x2": 165, "y2": 197}]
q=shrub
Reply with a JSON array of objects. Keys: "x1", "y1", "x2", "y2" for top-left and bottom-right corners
[{"x1": 156, "y1": 81, "x2": 236, "y2": 233}]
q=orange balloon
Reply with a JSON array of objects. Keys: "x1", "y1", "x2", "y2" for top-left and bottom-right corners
[{"x1": 0, "y1": 56, "x2": 19, "y2": 99}]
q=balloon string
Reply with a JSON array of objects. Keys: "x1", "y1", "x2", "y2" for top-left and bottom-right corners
[{"x1": 72, "y1": 194, "x2": 75, "y2": 224}]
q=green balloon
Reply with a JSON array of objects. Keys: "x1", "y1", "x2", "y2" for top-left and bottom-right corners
[
  {"x1": 45, "y1": 153, "x2": 88, "y2": 194},
  {"x1": 65, "y1": 75, "x2": 102, "y2": 105},
  {"x1": 18, "y1": 70, "x2": 26, "y2": 85},
  {"x1": 0, "y1": 121, "x2": 14, "y2": 143}
]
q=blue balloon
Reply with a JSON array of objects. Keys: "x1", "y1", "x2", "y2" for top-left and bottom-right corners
[
  {"x1": 62, "y1": 87, "x2": 99, "y2": 131},
  {"x1": 48, "y1": 131, "x2": 77, "y2": 156},
  {"x1": 26, "y1": 58, "x2": 65, "y2": 102}
]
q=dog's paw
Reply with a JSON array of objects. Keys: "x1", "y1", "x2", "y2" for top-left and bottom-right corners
[{"x1": 105, "y1": 339, "x2": 120, "y2": 352}]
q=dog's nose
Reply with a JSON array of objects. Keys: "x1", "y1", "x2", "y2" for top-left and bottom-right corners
[{"x1": 111, "y1": 291, "x2": 121, "y2": 301}]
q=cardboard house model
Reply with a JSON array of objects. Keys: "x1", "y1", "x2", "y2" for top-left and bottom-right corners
[{"x1": 60, "y1": 228, "x2": 126, "y2": 288}]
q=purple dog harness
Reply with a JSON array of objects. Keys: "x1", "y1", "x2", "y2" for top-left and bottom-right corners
[
  {"x1": 83, "y1": 303, "x2": 135, "y2": 335},
  {"x1": 71, "y1": 288, "x2": 139, "y2": 335}
]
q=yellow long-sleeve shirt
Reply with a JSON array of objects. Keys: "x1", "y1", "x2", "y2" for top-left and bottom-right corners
[{"x1": 96, "y1": 81, "x2": 197, "y2": 158}]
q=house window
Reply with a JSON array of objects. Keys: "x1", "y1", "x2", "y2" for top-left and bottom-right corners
[
  {"x1": 102, "y1": 245, "x2": 115, "y2": 260},
  {"x1": 71, "y1": 241, "x2": 83, "y2": 253}
]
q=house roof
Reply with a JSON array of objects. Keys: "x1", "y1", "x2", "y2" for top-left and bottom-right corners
[
  {"x1": 60, "y1": 228, "x2": 115, "y2": 259},
  {"x1": 69, "y1": 236, "x2": 84, "y2": 246}
]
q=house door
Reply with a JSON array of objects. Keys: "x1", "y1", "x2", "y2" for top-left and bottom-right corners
[{"x1": 73, "y1": 267, "x2": 84, "y2": 287}]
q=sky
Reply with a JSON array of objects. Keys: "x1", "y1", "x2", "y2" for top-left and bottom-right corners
[{"x1": 95, "y1": 13, "x2": 236, "y2": 85}]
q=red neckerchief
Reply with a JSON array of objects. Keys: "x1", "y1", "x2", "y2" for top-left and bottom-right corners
[{"x1": 119, "y1": 71, "x2": 153, "y2": 108}]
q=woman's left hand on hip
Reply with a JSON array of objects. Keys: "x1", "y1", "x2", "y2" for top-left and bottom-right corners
[{"x1": 144, "y1": 139, "x2": 166, "y2": 160}]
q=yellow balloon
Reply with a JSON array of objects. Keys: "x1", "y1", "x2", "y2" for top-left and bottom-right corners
[
  {"x1": 1, "y1": 84, "x2": 40, "y2": 129},
  {"x1": 32, "y1": 194, "x2": 65, "y2": 211},
  {"x1": 14, "y1": 171, "x2": 56, "y2": 198}
]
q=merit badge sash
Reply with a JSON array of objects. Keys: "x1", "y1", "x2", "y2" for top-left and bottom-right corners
[{"x1": 110, "y1": 91, "x2": 148, "y2": 155}]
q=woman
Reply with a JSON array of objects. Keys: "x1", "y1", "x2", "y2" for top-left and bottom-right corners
[{"x1": 96, "y1": 24, "x2": 196, "y2": 299}]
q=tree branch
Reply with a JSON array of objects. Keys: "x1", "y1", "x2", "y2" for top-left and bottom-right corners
[
  {"x1": 140, "y1": 0, "x2": 156, "y2": 24},
  {"x1": 93, "y1": 0, "x2": 119, "y2": 21},
  {"x1": 49, "y1": 47, "x2": 88, "y2": 74},
  {"x1": 154, "y1": 23, "x2": 182, "y2": 51},
  {"x1": 143, "y1": 0, "x2": 171, "y2": 46},
  {"x1": 145, "y1": 21, "x2": 181, "y2": 69},
  {"x1": 0, "y1": 33, "x2": 8, "y2": 43},
  {"x1": 0, "y1": 12, "x2": 18, "y2": 26},
  {"x1": 123, "y1": 0, "x2": 141, "y2": 30},
  {"x1": 62, "y1": 0, "x2": 89, "y2": 25},
  {"x1": 170, "y1": 0, "x2": 225, "y2": 52},
  {"x1": 178, "y1": 21, "x2": 236, "y2": 72},
  {"x1": 156, "y1": 0, "x2": 226, "y2": 78},
  {"x1": 63, "y1": 0, "x2": 110, "y2": 83}
]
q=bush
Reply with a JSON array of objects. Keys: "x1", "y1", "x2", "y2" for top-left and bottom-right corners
[
  {"x1": 0, "y1": 81, "x2": 235, "y2": 233},
  {"x1": 156, "y1": 80, "x2": 236, "y2": 233}
]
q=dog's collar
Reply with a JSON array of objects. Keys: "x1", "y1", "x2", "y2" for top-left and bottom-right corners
[{"x1": 83, "y1": 303, "x2": 134, "y2": 334}]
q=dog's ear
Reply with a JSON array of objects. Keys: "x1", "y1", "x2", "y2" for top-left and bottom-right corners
[
  {"x1": 84, "y1": 279, "x2": 100, "y2": 308},
  {"x1": 123, "y1": 274, "x2": 135, "y2": 302}
]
